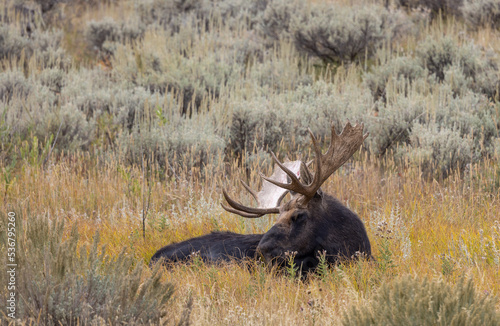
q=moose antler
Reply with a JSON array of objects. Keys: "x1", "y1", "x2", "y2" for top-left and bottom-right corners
[
  {"x1": 222, "y1": 121, "x2": 368, "y2": 217},
  {"x1": 262, "y1": 121, "x2": 368, "y2": 203},
  {"x1": 221, "y1": 160, "x2": 303, "y2": 218}
]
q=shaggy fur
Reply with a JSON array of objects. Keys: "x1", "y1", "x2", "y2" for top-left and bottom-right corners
[
  {"x1": 150, "y1": 232, "x2": 263, "y2": 266},
  {"x1": 150, "y1": 193, "x2": 371, "y2": 273}
]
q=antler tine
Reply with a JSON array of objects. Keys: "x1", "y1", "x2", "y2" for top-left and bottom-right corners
[
  {"x1": 257, "y1": 152, "x2": 306, "y2": 194},
  {"x1": 325, "y1": 122, "x2": 339, "y2": 157},
  {"x1": 259, "y1": 170, "x2": 313, "y2": 196},
  {"x1": 221, "y1": 188, "x2": 280, "y2": 218},
  {"x1": 269, "y1": 152, "x2": 302, "y2": 186},
  {"x1": 240, "y1": 179, "x2": 259, "y2": 204},
  {"x1": 306, "y1": 127, "x2": 325, "y2": 197},
  {"x1": 220, "y1": 203, "x2": 264, "y2": 218},
  {"x1": 269, "y1": 121, "x2": 367, "y2": 203}
]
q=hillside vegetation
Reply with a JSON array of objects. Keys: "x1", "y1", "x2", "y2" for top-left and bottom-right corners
[{"x1": 0, "y1": 0, "x2": 499, "y2": 324}]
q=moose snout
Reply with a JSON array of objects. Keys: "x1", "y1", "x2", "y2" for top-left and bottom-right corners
[
  {"x1": 257, "y1": 242, "x2": 287, "y2": 267},
  {"x1": 256, "y1": 244, "x2": 277, "y2": 263},
  {"x1": 296, "y1": 256, "x2": 319, "y2": 273}
]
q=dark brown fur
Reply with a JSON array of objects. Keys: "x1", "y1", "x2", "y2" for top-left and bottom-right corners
[
  {"x1": 257, "y1": 193, "x2": 371, "y2": 273},
  {"x1": 150, "y1": 193, "x2": 371, "y2": 273},
  {"x1": 149, "y1": 232, "x2": 262, "y2": 266}
]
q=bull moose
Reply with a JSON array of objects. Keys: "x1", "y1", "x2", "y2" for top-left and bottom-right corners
[{"x1": 150, "y1": 121, "x2": 372, "y2": 273}]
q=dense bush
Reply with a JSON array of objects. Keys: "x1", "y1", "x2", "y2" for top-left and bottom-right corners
[
  {"x1": 259, "y1": 0, "x2": 304, "y2": 41},
  {"x1": 137, "y1": 0, "x2": 268, "y2": 33},
  {"x1": 342, "y1": 275, "x2": 500, "y2": 325},
  {"x1": 85, "y1": 17, "x2": 146, "y2": 54},
  {"x1": 367, "y1": 91, "x2": 427, "y2": 156},
  {"x1": 226, "y1": 78, "x2": 498, "y2": 177},
  {"x1": 371, "y1": 82, "x2": 497, "y2": 175},
  {"x1": 293, "y1": 4, "x2": 393, "y2": 64},
  {"x1": 403, "y1": 122, "x2": 473, "y2": 177},
  {"x1": 0, "y1": 70, "x2": 33, "y2": 102},
  {"x1": 0, "y1": 4, "x2": 69, "y2": 68},
  {"x1": 0, "y1": 26, "x2": 67, "y2": 66},
  {"x1": 86, "y1": 18, "x2": 121, "y2": 51},
  {"x1": 397, "y1": 0, "x2": 464, "y2": 18},
  {"x1": 0, "y1": 61, "x2": 229, "y2": 173},
  {"x1": 32, "y1": 0, "x2": 60, "y2": 14},
  {"x1": 462, "y1": 0, "x2": 500, "y2": 30},
  {"x1": 228, "y1": 81, "x2": 373, "y2": 158},
  {"x1": 115, "y1": 115, "x2": 226, "y2": 172},
  {"x1": 0, "y1": 212, "x2": 174, "y2": 325},
  {"x1": 366, "y1": 36, "x2": 500, "y2": 101},
  {"x1": 416, "y1": 36, "x2": 486, "y2": 83},
  {"x1": 111, "y1": 29, "x2": 245, "y2": 115},
  {"x1": 364, "y1": 56, "x2": 426, "y2": 101}
]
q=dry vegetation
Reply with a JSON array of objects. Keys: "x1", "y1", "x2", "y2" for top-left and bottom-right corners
[{"x1": 0, "y1": 0, "x2": 500, "y2": 324}]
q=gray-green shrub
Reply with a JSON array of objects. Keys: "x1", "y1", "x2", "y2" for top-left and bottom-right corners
[
  {"x1": 372, "y1": 84, "x2": 498, "y2": 175},
  {"x1": 85, "y1": 17, "x2": 146, "y2": 53},
  {"x1": 136, "y1": 0, "x2": 268, "y2": 33},
  {"x1": 397, "y1": 0, "x2": 464, "y2": 18},
  {"x1": 342, "y1": 275, "x2": 499, "y2": 326},
  {"x1": 418, "y1": 36, "x2": 499, "y2": 95},
  {"x1": 402, "y1": 122, "x2": 473, "y2": 178},
  {"x1": 0, "y1": 70, "x2": 33, "y2": 102},
  {"x1": 417, "y1": 36, "x2": 459, "y2": 82},
  {"x1": 86, "y1": 17, "x2": 121, "y2": 52},
  {"x1": 259, "y1": 0, "x2": 304, "y2": 41},
  {"x1": 228, "y1": 80, "x2": 373, "y2": 158},
  {"x1": 462, "y1": 0, "x2": 500, "y2": 30},
  {"x1": 364, "y1": 56, "x2": 426, "y2": 101},
  {"x1": 115, "y1": 115, "x2": 226, "y2": 173},
  {"x1": 0, "y1": 8, "x2": 69, "y2": 68},
  {"x1": 0, "y1": 212, "x2": 174, "y2": 325},
  {"x1": 366, "y1": 36, "x2": 500, "y2": 101},
  {"x1": 293, "y1": 4, "x2": 393, "y2": 64}
]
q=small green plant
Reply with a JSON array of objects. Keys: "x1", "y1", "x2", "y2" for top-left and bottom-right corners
[
  {"x1": 377, "y1": 239, "x2": 397, "y2": 276},
  {"x1": 189, "y1": 250, "x2": 204, "y2": 271},
  {"x1": 19, "y1": 135, "x2": 53, "y2": 167},
  {"x1": 441, "y1": 254, "x2": 456, "y2": 276},
  {"x1": 285, "y1": 250, "x2": 298, "y2": 279},
  {"x1": 316, "y1": 250, "x2": 329, "y2": 281},
  {"x1": 155, "y1": 105, "x2": 168, "y2": 126},
  {"x1": 1, "y1": 153, "x2": 17, "y2": 202}
]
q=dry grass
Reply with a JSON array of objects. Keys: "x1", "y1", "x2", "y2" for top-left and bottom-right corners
[{"x1": 1, "y1": 150, "x2": 499, "y2": 324}]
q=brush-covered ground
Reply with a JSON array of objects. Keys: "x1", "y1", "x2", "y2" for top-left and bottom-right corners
[
  {"x1": 1, "y1": 0, "x2": 500, "y2": 324},
  {"x1": 1, "y1": 154, "x2": 499, "y2": 325}
]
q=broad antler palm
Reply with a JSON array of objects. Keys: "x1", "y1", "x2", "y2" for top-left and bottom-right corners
[{"x1": 222, "y1": 121, "x2": 368, "y2": 218}]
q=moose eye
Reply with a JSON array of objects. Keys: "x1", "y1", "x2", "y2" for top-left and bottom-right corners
[{"x1": 291, "y1": 212, "x2": 307, "y2": 222}]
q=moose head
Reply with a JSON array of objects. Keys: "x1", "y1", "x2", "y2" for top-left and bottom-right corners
[{"x1": 222, "y1": 121, "x2": 371, "y2": 272}]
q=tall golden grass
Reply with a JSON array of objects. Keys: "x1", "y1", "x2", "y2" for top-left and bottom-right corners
[{"x1": 1, "y1": 148, "x2": 498, "y2": 324}]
